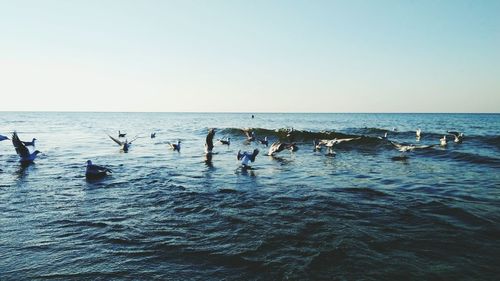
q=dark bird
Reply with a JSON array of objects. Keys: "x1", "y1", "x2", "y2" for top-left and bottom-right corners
[
  {"x1": 86, "y1": 160, "x2": 112, "y2": 179},
  {"x1": 22, "y1": 138, "x2": 36, "y2": 146},
  {"x1": 258, "y1": 136, "x2": 268, "y2": 147},
  {"x1": 151, "y1": 132, "x2": 156, "y2": 139},
  {"x1": 118, "y1": 130, "x2": 126, "y2": 138},
  {"x1": 12, "y1": 132, "x2": 41, "y2": 163},
  {"x1": 218, "y1": 137, "x2": 230, "y2": 146},
  {"x1": 205, "y1": 128, "x2": 216, "y2": 154}
]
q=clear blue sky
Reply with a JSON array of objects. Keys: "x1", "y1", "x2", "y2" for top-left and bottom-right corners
[{"x1": 1, "y1": 0, "x2": 499, "y2": 112}]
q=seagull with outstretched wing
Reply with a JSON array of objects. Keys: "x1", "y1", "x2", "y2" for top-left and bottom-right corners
[{"x1": 12, "y1": 132, "x2": 41, "y2": 163}]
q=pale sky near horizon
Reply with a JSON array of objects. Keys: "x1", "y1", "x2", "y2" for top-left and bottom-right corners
[{"x1": 0, "y1": 0, "x2": 499, "y2": 112}]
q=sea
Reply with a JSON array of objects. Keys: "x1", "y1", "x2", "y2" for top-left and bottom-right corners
[{"x1": 0, "y1": 112, "x2": 499, "y2": 280}]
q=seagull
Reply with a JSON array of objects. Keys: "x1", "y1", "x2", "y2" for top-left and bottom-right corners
[
  {"x1": 118, "y1": 130, "x2": 126, "y2": 138},
  {"x1": 86, "y1": 160, "x2": 112, "y2": 179},
  {"x1": 243, "y1": 129, "x2": 256, "y2": 142},
  {"x1": 319, "y1": 137, "x2": 361, "y2": 156},
  {"x1": 268, "y1": 141, "x2": 287, "y2": 156},
  {"x1": 440, "y1": 135, "x2": 447, "y2": 146},
  {"x1": 237, "y1": 149, "x2": 259, "y2": 168},
  {"x1": 287, "y1": 143, "x2": 298, "y2": 152},
  {"x1": 390, "y1": 141, "x2": 435, "y2": 159},
  {"x1": 447, "y1": 131, "x2": 464, "y2": 143},
  {"x1": 109, "y1": 135, "x2": 137, "y2": 152},
  {"x1": 205, "y1": 128, "x2": 216, "y2": 154},
  {"x1": 12, "y1": 132, "x2": 41, "y2": 163},
  {"x1": 218, "y1": 137, "x2": 230, "y2": 146},
  {"x1": 0, "y1": 134, "x2": 9, "y2": 141},
  {"x1": 151, "y1": 132, "x2": 156, "y2": 139},
  {"x1": 313, "y1": 139, "x2": 323, "y2": 151},
  {"x1": 258, "y1": 137, "x2": 268, "y2": 147},
  {"x1": 416, "y1": 129, "x2": 421, "y2": 140},
  {"x1": 378, "y1": 132, "x2": 388, "y2": 140},
  {"x1": 167, "y1": 140, "x2": 181, "y2": 152}
]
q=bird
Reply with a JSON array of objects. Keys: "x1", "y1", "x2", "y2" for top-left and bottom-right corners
[
  {"x1": 313, "y1": 139, "x2": 323, "y2": 151},
  {"x1": 109, "y1": 135, "x2": 137, "y2": 152},
  {"x1": 416, "y1": 129, "x2": 421, "y2": 140},
  {"x1": 448, "y1": 131, "x2": 464, "y2": 143},
  {"x1": 167, "y1": 140, "x2": 181, "y2": 152},
  {"x1": 287, "y1": 143, "x2": 299, "y2": 152},
  {"x1": 390, "y1": 141, "x2": 435, "y2": 160},
  {"x1": 319, "y1": 137, "x2": 361, "y2": 156},
  {"x1": 22, "y1": 138, "x2": 36, "y2": 146},
  {"x1": 205, "y1": 128, "x2": 216, "y2": 154},
  {"x1": 243, "y1": 129, "x2": 256, "y2": 142},
  {"x1": 0, "y1": 134, "x2": 9, "y2": 141},
  {"x1": 268, "y1": 141, "x2": 288, "y2": 156},
  {"x1": 440, "y1": 135, "x2": 447, "y2": 146},
  {"x1": 11, "y1": 132, "x2": 41, "y2": 163},
  {"x1": 378, "y1": 132, "x2": 388, "y2": 140},
  {"x1": 85, "y1": 160, "x2": 112, "y2": 179},
  {"x1": 151, "y1": 132, "x2": 156, "y2": 139},
  {"x1": 237, "y1": 149, "x2": 259, "y2": 168},
  {"x1": 218, "y1": 137, "x2": 230, "y2": 146},
  {"x1": 258, "y1": 137, "x2": 268, "y2": 147},
  {"x1": 118, "y1": 130, "x2": 126, "y2": 138}
]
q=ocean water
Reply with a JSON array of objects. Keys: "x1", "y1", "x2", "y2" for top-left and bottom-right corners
[{"x1": 0, "y1": 112, "x2": 499, "y2": 280}]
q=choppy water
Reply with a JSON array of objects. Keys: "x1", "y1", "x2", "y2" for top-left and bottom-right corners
[{"x1": 0, "y1": 112, "x2": 499, "y2": 280}]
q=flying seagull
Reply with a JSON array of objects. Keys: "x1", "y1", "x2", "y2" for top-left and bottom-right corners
[
  {"x1": 12, "y1": 132, "x2": 41, "y2": 163},
  {"x1": 318, "y1": 137, "x2": 361, "y2": 156},
  {"x1": 237, "y1": 149, "x2": 259, "y2": 168},
  {"x1": 243, "y1": 129, "x2": 256, "y2": 142},
  {"x1": 86, "y1": 160, "x2": 112, "y2": 179},
  {"x1": 447, "y1": 131, "x2": 464, "y2": 143},
  {"x1": 109, "y1": 135, "x2": 137, "y2": 152}
]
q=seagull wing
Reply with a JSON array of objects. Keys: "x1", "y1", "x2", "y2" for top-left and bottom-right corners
[
  {"x1": 12, "y1": 132, "x2": 30, "y2": 157},
  {"x1": 447, "y1": 131, "x2": 460, "y2": 137},
  {"x1": 334, "y1": 137, "x2": 361, "y2": 144},
  {"x1": 109, "y1": 135, "x2": 123, "y2": 146},
  {"x1": 249, "y1": 149, "x2": 259, "y2": 162}
]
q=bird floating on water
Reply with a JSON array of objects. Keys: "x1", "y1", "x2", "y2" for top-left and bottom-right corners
[
  {"x1": 440, "y1": 135, "x2": 447, "y2": 146},
  {"x1": 167, "y1": 140, "x2": 181, "y2": 152},
  {"x1": 86, "y1": 160, "x2": 112, "y2": 179},
  {"x1": 109, "y1": 135, "x2": 137, "y2": 152},
  {"x1": 12, "y1": 132, "x2": 41, "y2": 163},
  {"x1": 118, "y1": 131, "x2": 126, "y2": 138},
  {"x1": 416, "y1": 129, "x2": 421, "y2": 140},
  {"x1": 150, "y1": 132, "x2": 156, "y2": 139},
  {"x1": 237, "y1": 149, "x2": 259, "y2": 168},
  {"x1": 258, "y1": 137, "x2": 268, "y2": 147},
  {"x1": 448, "y1": 131, "x2": 464, "y2": 143},
  {"x1": 218, "y1": 137, "x2": 230, "y2": 146},
  {"x1": 378, "y1": 132, "x2": 388, "y2": 140}
]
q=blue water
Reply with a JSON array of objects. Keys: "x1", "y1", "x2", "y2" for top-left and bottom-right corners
[{"x1": 0, "y1": 112, "x2": 499, "y2": 280}]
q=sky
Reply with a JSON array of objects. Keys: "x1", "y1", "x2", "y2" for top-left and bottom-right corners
[{"x1": 0, "y1": 0, "x2": 499, "y2": 112}]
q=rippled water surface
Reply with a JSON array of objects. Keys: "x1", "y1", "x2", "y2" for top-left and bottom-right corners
[{"x1": 1, "y1": 112, "x2": 499, "y2": 280}]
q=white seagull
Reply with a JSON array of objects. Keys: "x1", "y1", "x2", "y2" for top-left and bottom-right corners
[
  {"x1": 448, "y1": 131, "x2": 464, "y2": 143},
  {"x1": 109, "y1": 135, "x2": 137, "y2": 152},
  {"x1": 86, "y1": 160, "x2": 112, "y2": 179},
  {"x1": 440, "y1": 135, "x2": 447, "y2": 146},
  {"x1": 12, "y1": 132, "x2": 41, "y2": 163},
  {"x1": 167, "y1": 140, "x2": 181, "y2": 152},
  {"x1": 237, "y1": 149, "x2": 259, "y2": 168},
  {"x1": 268, "y1": 141, "x2": 287, "y2": 156},
  {"x1": 416, "y1": 129, "x2": 421, "y2": 140},
  {"x1": 318, "y1": 137, "x2": 361, "y2": 156}
]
